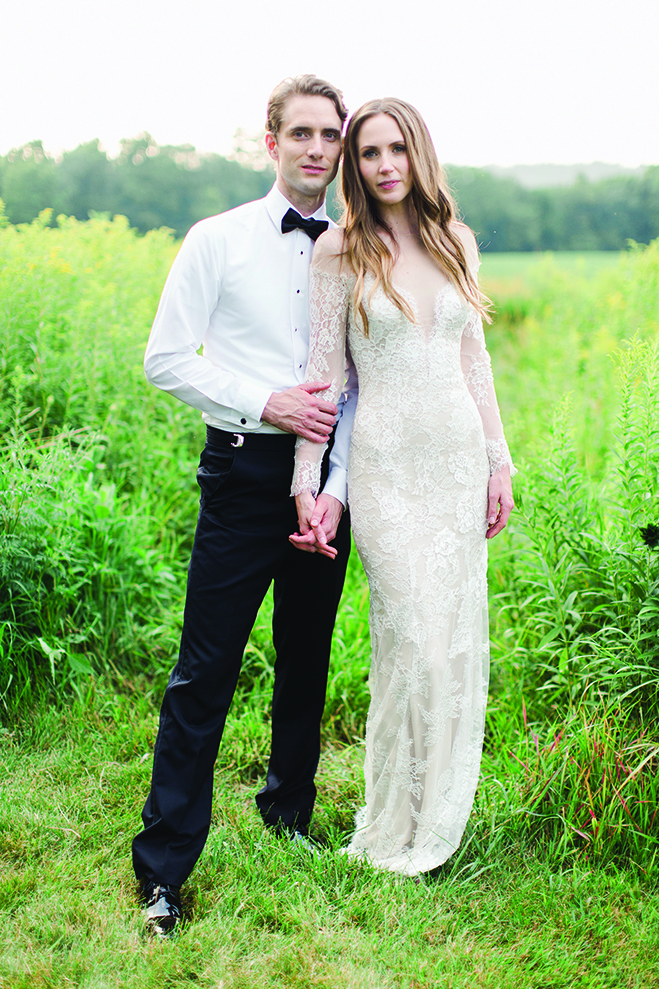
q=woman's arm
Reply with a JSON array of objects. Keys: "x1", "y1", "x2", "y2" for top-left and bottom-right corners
[
  {"x1": 290, "y1": 239, "x2": 352, "y2": 557},
  {"x1": 454, "y1": 224, "x2": 516, "y2": 539},
  {"x1": 460, "y1": 311, "x2": 516, "y2": 538}
]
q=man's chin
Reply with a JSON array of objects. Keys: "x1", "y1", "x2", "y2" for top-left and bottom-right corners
[
  {"x1": 299, "y1": 178, "x2": 331, "y2": 196},
  {"x1": 287, "y1": 171, "x2": 335, "y2": 199}
]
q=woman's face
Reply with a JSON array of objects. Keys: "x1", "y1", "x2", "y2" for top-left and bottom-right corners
[{"x1": 356, "y1": 113, "x2": 412, "y2": 206}]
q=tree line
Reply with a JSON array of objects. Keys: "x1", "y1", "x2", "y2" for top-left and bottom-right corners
[
  {"x1": 1, "y1": 135, "x2": 657, "y2": 251},
  {"x1": 450, "y1": 165, "x2": 659, "y2": 251}
]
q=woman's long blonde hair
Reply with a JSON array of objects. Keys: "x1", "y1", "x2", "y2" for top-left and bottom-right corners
[{"x1": 340, "y1": 98, "x2": 491, "y2": 332}]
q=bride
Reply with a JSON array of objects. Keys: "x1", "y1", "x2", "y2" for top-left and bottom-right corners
[{"x1": 290, "y1": 98, "x2": 515, "y2": 876}]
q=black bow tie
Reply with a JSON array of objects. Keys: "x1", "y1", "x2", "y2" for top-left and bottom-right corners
[{"x1": 281, "y1": 208, "x2": 329, "y2": 242}]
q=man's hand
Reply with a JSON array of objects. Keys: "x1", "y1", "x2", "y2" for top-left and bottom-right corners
[
  {"x1": 262, "y1": 382, "x2": 337, "y2": 442},
  {"x1": 486, "y1": 468, "x2": 514, "y2": 539},
  {"x1": 289, "y1": 492, "x2": 343, "y2": 559}
]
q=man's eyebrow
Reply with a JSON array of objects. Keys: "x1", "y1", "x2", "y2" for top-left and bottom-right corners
[{"x1": 285, "y1": 124, "x2": 342, "y2": 135}]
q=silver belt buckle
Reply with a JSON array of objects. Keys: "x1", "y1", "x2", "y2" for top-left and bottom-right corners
[{"x1": 230, "y1": 433, "x2": 244, "y2": 448}]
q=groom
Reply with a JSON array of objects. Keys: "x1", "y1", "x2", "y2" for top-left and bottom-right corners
[{"x1": 132, "y1": 75, "x2": 355, "y2": 935}]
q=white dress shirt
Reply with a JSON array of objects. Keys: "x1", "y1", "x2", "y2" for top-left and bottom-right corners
[{"x1": 144, "y1": 184, "x2": 357, "y2": 505}]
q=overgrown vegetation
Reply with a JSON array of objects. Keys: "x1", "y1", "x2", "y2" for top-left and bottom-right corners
[{"x1": 1, "y1": 213, "x2": 659, "y2": 985}]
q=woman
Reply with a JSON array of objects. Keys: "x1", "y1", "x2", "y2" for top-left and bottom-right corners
[{"x1": 291, "y1": 99, "x2": 515, "y2": 876}]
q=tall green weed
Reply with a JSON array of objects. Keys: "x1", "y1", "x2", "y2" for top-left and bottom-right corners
[{"x1": 0, "y1": 429, "x2": 183, "y2": 710}]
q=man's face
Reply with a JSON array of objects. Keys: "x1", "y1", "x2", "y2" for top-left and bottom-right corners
[{"x1": 266, "y1": 95, "x2": 342, "y2": 208}]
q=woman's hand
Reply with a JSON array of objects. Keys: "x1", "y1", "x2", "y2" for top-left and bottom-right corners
[
  {"x1": 289, "y1": 491, "x2": 339, "y2": 559},
  {"x1": 486, "y1": 467, "x2": 514, "y2": 539}
]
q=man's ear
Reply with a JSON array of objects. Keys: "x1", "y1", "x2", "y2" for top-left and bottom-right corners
[{"x1": 265, "y1": 132, "x2": 278, "y2": 162}]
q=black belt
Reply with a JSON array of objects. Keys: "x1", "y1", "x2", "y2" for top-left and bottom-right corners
[{"x1": 205, "y1": 425, "x2": 296, "y2": 450}]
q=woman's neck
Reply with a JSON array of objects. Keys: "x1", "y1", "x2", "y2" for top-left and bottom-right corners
[{"x1": 378, "y1": 198, "x2": 419, "y2": 245}]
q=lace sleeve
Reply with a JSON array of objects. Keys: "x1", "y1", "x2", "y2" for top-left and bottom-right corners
[
  {"x1": 461, "y1": 311, "x2": 517, "y2": 477},
  {"x1": 291, "y1": 266, "x2": 350, "y2": 497}
]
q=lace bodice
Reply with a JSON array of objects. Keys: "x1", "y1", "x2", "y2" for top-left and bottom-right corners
[{"x1": 292, "y1": 265, "x2": 516, "y2": 498}]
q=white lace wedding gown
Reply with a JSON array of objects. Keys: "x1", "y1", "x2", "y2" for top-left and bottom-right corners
[{"x1": 292, "y1": 260, "x2": 515, "y2": 876}]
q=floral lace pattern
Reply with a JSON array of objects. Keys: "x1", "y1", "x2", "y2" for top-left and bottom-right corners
[
  {"x1": 295, "y1": 264, "x2": 516, "y2": 875},
  {"x1": 291, "y1": 268, "x2": 349, "y2": 498}
]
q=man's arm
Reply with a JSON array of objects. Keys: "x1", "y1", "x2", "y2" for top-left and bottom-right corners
[
  {"x1": 146, "y1": 219, "x2": 340, "y2": 439},
  {"x1": 144, "y1": 221, "x2": 272, "y2": 428}
]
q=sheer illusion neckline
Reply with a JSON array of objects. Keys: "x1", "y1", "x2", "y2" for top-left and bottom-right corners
[
  {"x1": 393, "y1": 279, "x2": 455, "y2": 333},
  {"x1": 312, "y1": 266, "x2": 460, "y2": 333}
]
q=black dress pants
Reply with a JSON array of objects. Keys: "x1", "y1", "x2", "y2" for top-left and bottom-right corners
[{"x1": 132, "y1": 426, "x2": 350, "y2": 887}]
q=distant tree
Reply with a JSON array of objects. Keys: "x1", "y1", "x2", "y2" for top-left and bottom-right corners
[
  {"x1": 638, "y1": 166, "x2": 659, "y2": 242},
  {"x1": 112, "y1": 134, "x2": 196, "y2": 234},
  {"x1": 0, "y1": 142, "x2": 58, "y2": 224},
  {"x1": 448, "y1": 168, "x2": 543, "y2": 251},
  {"x1": 54, "y1": 140, "x2": 115, "y2": 219},
  {"x1": 186, "y1": 154, "x2": 272, "y2": 229}
]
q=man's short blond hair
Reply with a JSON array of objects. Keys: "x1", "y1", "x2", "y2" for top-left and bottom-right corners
[{"x1": 266, "y1": 75, "x2": 348, "y2": 136}]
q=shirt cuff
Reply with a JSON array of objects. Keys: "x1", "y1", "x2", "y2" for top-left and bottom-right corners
[
  {"x1": 232, "y1": 380, "x2": 273, "y2": 428},
  {"x1": 320, "y1": 466, "x2": 348, "y2": 507}
]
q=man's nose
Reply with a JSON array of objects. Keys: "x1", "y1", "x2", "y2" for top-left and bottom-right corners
[{"x1": 307, "y1": 134, "x2": 324, "y2": 157}]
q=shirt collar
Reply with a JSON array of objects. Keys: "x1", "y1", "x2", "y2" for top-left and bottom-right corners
[{"x1": 265, "y1": 183, "x2": 329, "y2": 233}]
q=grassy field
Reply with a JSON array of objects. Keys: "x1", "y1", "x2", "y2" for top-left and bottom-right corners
[
  {"x1": 1, "y1": 217, "x2": 659, "y2": 987},
  {"x1": 480, "y1": 249, "x2": 623, "y2": 281}
]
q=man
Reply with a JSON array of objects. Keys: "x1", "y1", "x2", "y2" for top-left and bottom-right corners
[{"x1": 132, "y1": 75, "x2": 355, "y2": 936}]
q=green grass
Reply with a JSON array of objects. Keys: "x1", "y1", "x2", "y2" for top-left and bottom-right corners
[
  {"x1": 2, "y1": 701, "x2": 659, "y2": 988},
  {"x1": 480, "y1": 249, "x2": 623, "y2": 283},
  {"x1": 2, "y1": 217, "x2": 659, "y2": 985}
]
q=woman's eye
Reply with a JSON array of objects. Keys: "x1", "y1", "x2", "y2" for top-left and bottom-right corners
[{"x1": 393, "y1": 145, "x2": 406, "y2": 154}]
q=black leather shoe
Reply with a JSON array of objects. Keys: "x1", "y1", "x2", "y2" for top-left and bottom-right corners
[
  {"x1": 277, "y1": 829, "x2": 321, "y2": 857},
  {"x1": 140, "y1": 879, "x2": 182, "y2": 937}
]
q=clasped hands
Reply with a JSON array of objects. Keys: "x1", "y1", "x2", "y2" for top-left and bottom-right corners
[{"x1": 290, "y1": 491, "x2": 342, "y2": 559}]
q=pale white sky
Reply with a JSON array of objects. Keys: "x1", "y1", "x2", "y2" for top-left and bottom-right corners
[{"x1": 3, "y1": 0, "x2": 657, "y2": 167}]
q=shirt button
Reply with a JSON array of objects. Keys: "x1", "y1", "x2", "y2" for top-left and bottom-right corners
[
  {"x1": 294, "y1": 327, "x2": 298, "y2": 332},
  {"x1": 299, "y1": 364, "x2": 302, "y2": 369},
  {"x1": 240, "y1": 418, "x2": 246, "y2": 425},
  {"x1": 296, "y1": 289, "x2": 300, "y2": 294}
]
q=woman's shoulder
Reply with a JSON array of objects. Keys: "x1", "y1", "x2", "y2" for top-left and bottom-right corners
[
  {"x1": 315, "y1": 226, "x2": 347, "y2": 257},
  {"x1": 312, "y1": 228, "x2": 351, "y2": 277},
  {"x1": 449, "y1": 221, "x2": 480, "y2": 273}
]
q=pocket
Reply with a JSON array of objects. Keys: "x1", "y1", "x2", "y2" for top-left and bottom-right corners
[{"x1": 196, "y1": 443, "x2": 235, "y2": 501}]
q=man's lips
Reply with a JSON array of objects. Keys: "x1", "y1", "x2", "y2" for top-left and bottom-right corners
[{"x1": 302, "y1": 164, "x2": 326, "y2": 175}]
